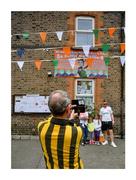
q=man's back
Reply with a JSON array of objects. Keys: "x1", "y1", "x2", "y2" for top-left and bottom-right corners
[{"x1": 38, "y1": 117, "x2": 84, "y2": 169}]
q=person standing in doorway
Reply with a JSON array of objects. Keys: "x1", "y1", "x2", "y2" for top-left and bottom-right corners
[{"x1": 99, "y1": 100, "x2": 117, "y2": 147}]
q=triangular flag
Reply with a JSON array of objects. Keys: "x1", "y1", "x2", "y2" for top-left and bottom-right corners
[
  {"x1": 120, "y1": 56, "x2": 125, "y2": 66},
  {"x1": 56, "y1": 31, "x2": 63, "y2": 41},
  {"x1": 23, "y1": 32, "x2": 30, "y2": 39},
  {"x1": 104, "y1": 57, "x2": 110, "y2": 66},
  {"x1": 82, "y1": 45, "x2": 91, "y2": 57},
  {"x1": 17, "y1": 61, "x2": 24, "y2": 71},
  {"x1": 34, "y1": 59, "x2": 42, "y2": 70},
  {"x1": 69, "y1": 58, "x2": 76, "y2": 69},
  {"x1": 86, "y1": 58, "x2": 94, "y2": 66},
  {"x1": 16, "y1": 48, "x2": 25, "y2": 58},
  {"x1": 52, "y1": 60, "x2": 58, "y2": 67},
  {"x1": 102, "y1": 44, "x2": 110, "y2": 53},
  {"x1": 63, "y1": 47, "x2": 71, "y2": 56},
  {"x1": 120, "y1": 43, "x2": 125, "y2": 54},
  {"x1": 40, "y1": 32, "x2": 47, "y2": 44},
  {"x1": 93, "y1": 29, "x2": 99, "y2": 40},
  {"x1": 108, "y1": 27, "x2": 116, "y2": 37}
]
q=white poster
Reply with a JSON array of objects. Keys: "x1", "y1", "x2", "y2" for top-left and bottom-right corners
[{"x1": 14, "y1": 95, "x2": 51, "y2": 113}]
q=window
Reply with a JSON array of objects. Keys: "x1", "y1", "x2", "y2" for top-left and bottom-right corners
[
  {"x1": 75, "y1": 79, "x2": 95, "y2": 112},
  {"x1": 75, "y1": 17, "x2": 95, "y2": 47}
]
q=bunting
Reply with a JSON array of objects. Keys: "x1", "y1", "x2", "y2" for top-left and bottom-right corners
[
  {"x1": 40, "y1": 32, "x2": 47, "y2": 44},
  {"x1": 34, "y1": 59, "x2": 42, "y2": 70},
  {"x1": 63, "y1": 47, "x2": 71, "y2": 56},
  {"x1": 120, "y1": 43, "x2": 125, "y2": 54},
  {"x1": 102, "y1": 44, "x2": 110, "y2": 53},
  {"x1": 86, "y1": 58, "x2": 94, "y2": 66},
  {"x1": 52, "y1": 60, "x2": 58, "y2": 68},
  {"x1": 56, "y1": 31, "x2": 63, "y2": 41},
  {"x1": 16, "y1": 48, "x2": 25, "y2": 58},
  {"x1": 93, "y1": 29, "x2": 99, "y2": 40},
  {"x1": 17, "y1": 61, "x2": 24, "y2": 71},
  {"x1": 104, "y1": 57, "x2": 110, "y2": 66},
  {"x1": 120, "y1": 56, "x2": 125, "y2": 66},
  {"x1": 82, "y1": 45, "x2": 91, "y2": 57},
  {"x1": 23, "y1": 32, "x2": 30, "y2": 39},
  {"x1": 69, "y1": 58, "x2": 76, "y2": 69},
  {"x1": 108, "y1": 27, "x2": 116, "y2": 37}
]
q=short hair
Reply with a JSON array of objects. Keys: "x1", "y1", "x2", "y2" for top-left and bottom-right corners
[{"x1": 48, "y1": 90, "x2": 71, "y2": 116}]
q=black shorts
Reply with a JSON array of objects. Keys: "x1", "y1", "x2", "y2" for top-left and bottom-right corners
[{"x1": 102, "y1": 121, "x2": 113, "y2": 131}]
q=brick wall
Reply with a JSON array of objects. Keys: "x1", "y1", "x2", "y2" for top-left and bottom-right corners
[{"x1": 11, "y1": 11, "x2": 125, "y2": 135}]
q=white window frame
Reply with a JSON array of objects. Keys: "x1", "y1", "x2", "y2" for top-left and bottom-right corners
[
  {"x1": 75, "y1": 16, "x2": 95, "y2": 47},
  {"x1": 75, "y1": 79, "x2": 95, "y2": 112}
]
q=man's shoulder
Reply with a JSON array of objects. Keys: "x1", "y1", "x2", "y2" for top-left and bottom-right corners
[{"x1": 38, "y1": 116, "x2": 52, "y2": 130}]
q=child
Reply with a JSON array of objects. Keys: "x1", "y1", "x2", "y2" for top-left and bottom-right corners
[
  {"x1": 79, "y1": 112, "x2": 89, "y2": 146},
  {"x1": 87, "y1": 115, "x2": 95, "y2": 144},
  {"x1": 93, "y1": 114, "x2": 102, "y2": 145}
]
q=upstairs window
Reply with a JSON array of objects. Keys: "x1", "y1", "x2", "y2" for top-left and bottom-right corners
[{"x1": 75, "y1": 16, "x2": 95, "y2": 47}]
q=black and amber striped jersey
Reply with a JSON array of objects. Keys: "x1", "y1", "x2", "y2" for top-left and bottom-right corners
[{"x1": 38, "y1": 117, "x2": 84, "y2": 169}]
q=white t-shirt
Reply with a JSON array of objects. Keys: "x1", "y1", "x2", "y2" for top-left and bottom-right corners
[
  {"x1": 99, "y1": 106, "x2": 113, "y2": 122},
  {"x1": 93, "y1": 119, "x2": 101, "y2": 131}
]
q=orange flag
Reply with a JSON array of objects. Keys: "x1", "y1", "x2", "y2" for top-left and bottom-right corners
[
  {"x1": 34, "y1": 59, "x2": 42, "y2": 70},
  {"x1": 108, "y1": 27, "x2": 116, "y2": 37},
  {"x1": 63, "y1": 47, "x2": 71, "y2": 57},
  {"x1": 120, "y1": 43, "x2": 125, "y2": 54},
  {"x1": 86, "y1": 58, "x2": 94, "y2": 66},
  {"x1": 40, "y1": 32, "x2": 47, "y2": 44}
]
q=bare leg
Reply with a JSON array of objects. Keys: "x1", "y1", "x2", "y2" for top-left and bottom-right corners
[
  {"x1": 109, "y1": 129, "x2": 114, "y2": 142},
  {"x1": 103, "y1": 130, "x2": 108, "y2": 141}
]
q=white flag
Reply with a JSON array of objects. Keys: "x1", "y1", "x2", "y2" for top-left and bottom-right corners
[
  {"x1": 17, "y1": 61, "x2": 24, "y2": 71},
  {"x1": 82, "y1": 45, "x2": 91, "y2": 57},
  {"x1": 120, "y1": 56, "x2": 125, "y2": 66},
  {"x1": 56, "y1": 31, "x2": 63, "y2": 41},
  {"x1": 69, "y1": 58, "x2": 76, "y2": 69}
]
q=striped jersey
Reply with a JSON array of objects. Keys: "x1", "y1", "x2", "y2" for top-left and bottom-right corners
[{"x1": 38, "y1": 117, "x2": 84, "y2": 169}]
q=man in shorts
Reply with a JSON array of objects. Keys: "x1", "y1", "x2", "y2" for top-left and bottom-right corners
[{"x1": 99, "y1": 100, "x2": 117, "y2": 147}]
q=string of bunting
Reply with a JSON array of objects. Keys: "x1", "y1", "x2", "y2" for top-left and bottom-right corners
[
  {"x1": 11, "y1": 55, "x2": 125, "y2": 71},
  {"x1": 11, "y1": 26, "x2": 125, "y2": 43},
  {"x1": 12, "y1": 42, "x2": 125, "y2": 55}
]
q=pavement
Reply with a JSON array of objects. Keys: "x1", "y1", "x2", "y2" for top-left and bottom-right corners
[{"x1": 11, "y1": 137, "x2": 125, "y2": 169}]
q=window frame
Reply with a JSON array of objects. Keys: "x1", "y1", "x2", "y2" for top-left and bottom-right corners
[
  {"x1": 75, "y1": 16, "x2": 95, "y2": 47},
  {"x1": 75, "y1": 79, "x2": 95, "y2": 111}
]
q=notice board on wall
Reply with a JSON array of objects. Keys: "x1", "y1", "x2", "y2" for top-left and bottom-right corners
[{"x1": 13, "y1": 94, "x2": 51, "y2": 113}]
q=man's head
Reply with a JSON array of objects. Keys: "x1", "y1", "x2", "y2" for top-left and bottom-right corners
[
  {"x1": 78, "y1": 59, "x2": 84, "y2": 67},
  {"x1": 103, "y1": 100, "x2": 108, "y2": 108},
  {"x1": 48, "y1": 90, "x2": 71, "y2": 117}
]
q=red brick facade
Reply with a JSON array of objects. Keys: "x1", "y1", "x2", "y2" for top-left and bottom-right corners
[{"x1": 11, "y1": 12, "x2": 125, "y2": 136}]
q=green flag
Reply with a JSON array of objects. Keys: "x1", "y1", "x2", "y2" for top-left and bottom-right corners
[
  {"x1": 104, "y1": 57, "x2": 110, "y2": 66},
  {"x1": 52, "y1": 60, "x2": 58, "y2": 67},
  {"x1": 23, "y1": 32, "x2": 30, "y2": 39},
  {"x1": 102, "y1": 44, "x2": 110, "y2": 53},
  {"x1": 93, "y1": 29, "x2": 99, "y2": 40}
]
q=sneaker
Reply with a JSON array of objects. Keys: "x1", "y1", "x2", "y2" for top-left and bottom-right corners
[
  {"x1": 81, "y1": 142, "x2": 85, "y2": 146},
  {"x1": 97, "y1": 142, "x2": 100, "y2": 146},
  {"x1": 89, "y1": 140, "x2": 93, "y2": 145},
  {"x1": 111, "y1": 141, "x2": 117, "y2": 147},
  {"x1": 102, "y1": 140, "x2": 108, "y2": 145}
]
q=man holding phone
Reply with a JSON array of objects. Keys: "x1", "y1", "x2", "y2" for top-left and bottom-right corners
[{"x1": 38, "y1": 90, "x2": 84, "y2": 169}]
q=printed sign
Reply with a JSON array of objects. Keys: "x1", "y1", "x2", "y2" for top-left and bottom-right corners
[
  {"x1": 54, "y1": 50, "x2": 108, "y2": 78},
  {"x1": 14, "y1": 94, "x2": 50, "y2": 113}
]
